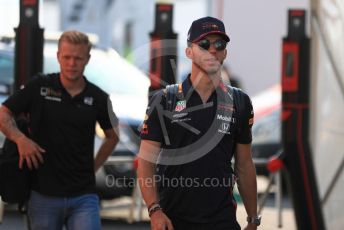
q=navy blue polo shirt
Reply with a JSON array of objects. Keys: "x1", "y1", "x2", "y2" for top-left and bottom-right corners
[
  {"x1": 2, "y1": 73, "x2": 118, "y2": 197},
  {"x1": 141, "y1": 76, "x2": 254, "y2": 224}
]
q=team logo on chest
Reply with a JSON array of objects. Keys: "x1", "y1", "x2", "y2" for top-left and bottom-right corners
[
  {"x1": 218, "y1": 122, "x2": 231, "y2": 134},
  {"x1": 216, "y1": 112, "x2": 234, "y2": 134},
  {"x1": 40, "y1": 87, "x2": 62, "y2": 102},
  {"x1": 84, "y1": 97, "x2": 94, "y2": 106},
  {"x1": 175, "y1": 100, "x2": 186, "y2": 112},
  {"x1": 217, "y1": 114, "x2": 236, "y2": 123}
]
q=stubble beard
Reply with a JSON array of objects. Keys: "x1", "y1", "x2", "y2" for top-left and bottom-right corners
[{"x1": 205, "y1": 61, "x2": 223, "y2": 77}]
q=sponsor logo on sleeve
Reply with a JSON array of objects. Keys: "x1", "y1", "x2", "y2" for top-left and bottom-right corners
[{"x1": 141, "y1": 124, "x2": 149, "y2": 135}]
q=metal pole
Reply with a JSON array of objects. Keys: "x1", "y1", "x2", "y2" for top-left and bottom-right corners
[
  {"x1": 14, "y1": 0, "x2": 44, "y2": 91},
  {"x1": 0, "y1": 200, "x2": 4, "y2": 224},
  {"x1": 275, "y1": 171, "x2": 283, "y2": 228},
  {"x1": 281, "y1": 9, "x2": 325, "y2": 230},
  {"x1": 148, "y1": 2, "x2": 177, "y2": 96}
]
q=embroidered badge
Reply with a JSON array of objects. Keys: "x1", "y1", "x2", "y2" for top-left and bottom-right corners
[
  {"x1": 141, "y1": 124, "x2": 149, "y2": 135},
  {"x1": 175, "y1": 100, "x2": 186, "y2": 112},
  {"x1": 41, "y1": 87, "x2": 62, "y2": 102},
  {"x1": 218, "y1": 122, "x2": 231, "y2": 134},
  {"x1": 84, "y1": 97, "x2": 94, "y2": 106}
]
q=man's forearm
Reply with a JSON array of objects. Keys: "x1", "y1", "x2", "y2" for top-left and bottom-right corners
[
  {"x1": 137, "y1": 159, "x2": 160, "y2": 207},
  {"x1": 137, "y1": 140, "x2": 162, "y2": 208},
  {"x1": 94, "y1": 137, "x2": 118, "y2": 172},
  {"x1": 236, "y1": 159, "x2": 258, "y2": 217},
  {"x1": 137, "y1": 158, "x2": 173, "y2": 229},
  {"x1": 0, "y1": 106, "x2": 25, "y2": 143}
]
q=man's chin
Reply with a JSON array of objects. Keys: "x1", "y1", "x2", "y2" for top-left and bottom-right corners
[
  {"x1": 66, "y1": 75, "x2": 80, "y2": 81},
  {"x1": 206, "y1": 67, "x2": 221, "y2": 75}
]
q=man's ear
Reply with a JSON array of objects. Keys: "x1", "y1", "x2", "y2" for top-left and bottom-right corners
[
  {"x1": 56, "y1": 51, "x2": 60, "y2": 63},
  {"x1": 185, "y1": 47, "x2": 193, "y2": 59}
]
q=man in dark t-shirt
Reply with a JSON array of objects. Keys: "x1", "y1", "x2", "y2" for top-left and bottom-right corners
[
  {"x1": 137, "y1": 17, "x2": 260, "y2": 230},
  {"x1": 0, "y1": 31, "x2": 119, "y2": 230}
]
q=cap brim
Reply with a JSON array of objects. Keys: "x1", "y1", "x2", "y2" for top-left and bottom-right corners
[{"x1": 192, "y1": 31, "x2": 230, "y2": 42}]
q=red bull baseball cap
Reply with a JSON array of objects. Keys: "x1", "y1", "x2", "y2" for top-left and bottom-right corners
[{"x1": 187, "y1": 16, "x2": 230, "y2": 43}]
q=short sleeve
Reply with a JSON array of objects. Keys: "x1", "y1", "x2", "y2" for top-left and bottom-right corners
[
  {"x1": 97, "y1": 95, "x2": 118, "y2": 130},
  {"x1": 2, "y1": 77, "x2": 41, "y2": 115},
  {"x1": 140, "y1": 90, "x2": 165, "y2": 143},
  {"x1": 236, "y1": 93, "x2": 254, "y2": 144}
]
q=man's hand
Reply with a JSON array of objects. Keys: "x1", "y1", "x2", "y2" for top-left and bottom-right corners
[
  {"x1": 150, "y1": 210, "x2": 174, "y2": 230},
  {"x1": 16, "y1": 135, "x2": 45, "y2": 170}
]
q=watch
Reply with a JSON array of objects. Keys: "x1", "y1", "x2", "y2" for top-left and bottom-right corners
[{"x1": 247, "y1": 215, "x2": 262, "y2": 226}]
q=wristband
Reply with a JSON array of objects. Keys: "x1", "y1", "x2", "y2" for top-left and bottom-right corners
[
  {"x1": 148, "y1": 201, "x2": 162, "y2": 217},
  {"x1": 148, "y1": 205, "x2": 162, "y2": 217},
  {"x1": 247, "y1": 215, "x2": 261, "y2": 226},
  {"x1": 147, "y1": 201, "x2": 159, "y2": 211}
]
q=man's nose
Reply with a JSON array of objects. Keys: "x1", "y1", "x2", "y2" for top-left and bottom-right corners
[
  {"x1": 207, "y1": 45, "x2": 217, "y2": 54},
  {"x1": 69, "y1": 58, "x2": 77, "y2": 65}
]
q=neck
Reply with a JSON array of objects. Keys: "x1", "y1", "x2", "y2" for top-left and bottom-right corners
[
  {"x1": 60, "y1": 74, "x2": 86, "y2": 97},
  {"x1": 190, "y1": 66, "x2": 221, "y2": 103}
]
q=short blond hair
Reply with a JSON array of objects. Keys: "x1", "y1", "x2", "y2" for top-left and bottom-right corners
[{"x1": 58, "y1": 30, "x2": 92, "y2": 53}]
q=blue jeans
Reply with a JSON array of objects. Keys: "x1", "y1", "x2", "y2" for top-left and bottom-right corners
[{"x1": 28, "y1": 191, "x2": 101, "y2": 230}]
